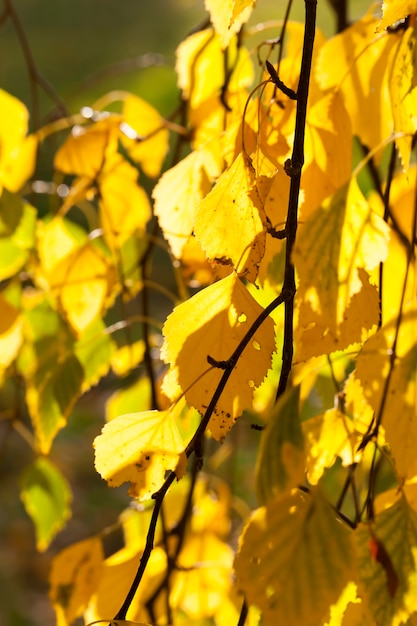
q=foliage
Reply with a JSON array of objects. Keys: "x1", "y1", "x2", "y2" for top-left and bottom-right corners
[{"x1": 1, "y1": 0, "x2": 417, "y2": 625}]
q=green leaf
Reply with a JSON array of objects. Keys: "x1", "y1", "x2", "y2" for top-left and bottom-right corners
[
  {"x1": 256, "y1": 385, "x2": 305, "y2": 504},
  {"x1": 75, "y1": 319, "x2": 115, "y2": 392},
  {"x1": 355, "y1": 495, "x2": 417, "y2": 626},
  {"x1": 0, "y1": 189, "x2": 36, "y2": 280},
  {"x1": 20, "y1": 457, "x2": 72, "y2": 552},
  {"x1": 235, "y1": 488, "x2": 355, "y2": 626}
]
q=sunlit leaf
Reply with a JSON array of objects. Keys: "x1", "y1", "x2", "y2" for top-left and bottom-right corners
[
  {"x1": 377, "y1": 0, "x2": 417, "y2": 31},
  {"x1": 170, "y1": 532, "x2": 234, "y2": 619},
  {"x1": 54, "y1": 116, "x2": 120, "y2": 178},
  {"x1": 195, "y1": 153, "x2": 266, "y2": 282},
  {"x1": 94, "y1": 408, "x2": 186, "y2": 499},
  {"x1": 20, "y1": 457, "x2": 72, "y2": 552},
  {"x1": 152, "y1": 150, "x2": 212, "y2": 258},
  {"x1": 354, "y1": 305, "x2": 417, "y2": 479},
  {"x1": 122, "y1": 94, "x2": 169, "y2": 178},
  {"x1": 317, "y1": 13, "x2": 399, "y2": 155},
  {"x1": 256, "y1": 385, "x2": 305, "y2": 504},
  {"x1": 74, "y1": 319, "x2": 115, "y2": 392},
  {"x1": 161, "y1": 272, "x2": 276, "y2": 440},
  {"x1": 106, "y1": 377, "x2": 151, "y2": 422},
  {"x1": 0, "y1": 295, "x2": 22, "y2": 370},
  {"x1": 389, "y1": 24, "x2": 417, "y2": 170},
  {"x1": 355, "y1": 496, "x2": 417, "y2": 625},
  {"x1": 0, "y1": 189, "x2": 36, "y2": 280},
  {"x1": 0, "y1": 89, "x2": 37, "y2": 192},
  {"x1": 49, "y1": 537, "x2": 104, "y2": 626},
  {"x1": 235, "y1": 488, "x2": 355, "y2": 626},
  {"x1": 99, "y1": 159, "x2": 151, "y2": 250},
  {"x1": 205, "y1": 0, "x2": 255, "y2": 47},
  {"x1": 293, "y1": 178, "x2": 389, "y2": 359}
]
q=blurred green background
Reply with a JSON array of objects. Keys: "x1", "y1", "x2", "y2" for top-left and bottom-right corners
[{"x1": 0, "y1": 1, "x2": 371, "y2": 625}]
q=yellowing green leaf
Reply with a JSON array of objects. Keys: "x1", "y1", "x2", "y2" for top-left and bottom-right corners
[
  {"x1": 20, "y1": 457, "x2": 72, "y2": 552},
  {"x1": 354, "y1": 305, "x2": 417, "y2": 480},
  {"x1": 49, "y1": 537, "x2": 104, "y2": 626},
  {"x1": 0, "y1": 190, "x2": 36, "y2": 280},
  {"x1": 195, "y1": 154, "x2": 266, "y2": 282},
  {"x1": 317, "y1": 13, "x2": 399, "y2": 155},
  {"x1": 256, "y1": 385, "x2": 305, "y2": 504},
  {"x1": 47, "y1": 242, "x2": 117, "y2": 334},
  {"x1": 54, "y1": 117, "x2": 120, "y2": 178},
  {"x1": 122, "y1": 94, "x2": 169, "y2": 178},
  {"x1": 74, "y1": 319, "x2": 115, "y2": 392},
  {"x1": 106, "y1": 377, "x2": 151, "y2": 422},
  {"x1": 205, "y1": 0, "x2": 255, "y2": 47},
  {"x1": 377, "y1": 0, "x2": 417, "y2": 31},
  {"x1": 389, "y1": 24, "x2": 417, "y2": 170},
  {"x1": 152, "y1": 150, "x2": 212, "y2": 258},
  {"x1": 161, "y1": 272, "x2": 276, "y2": 440},
  {"x1": 235, "y1": 488, "x2": 355, "y2": 626},
  {"x1": 293, "y1": 178, "x2": 389, "y2": 359},
  {"x1": 99, "y1": 159, "x2": 151, "y2": 250},
  {"x1": 27, "y1": 353, "x2": 84, "y2": 454},
  {"x1": 355, "y1": 496, "x2": 417, "y2": 625},
  {"x1": 0, "y1": 89, "x2": 37, "y2": 192},
  {"x1": 94, "y1": 409, "x2": 186, "y2": 499}
]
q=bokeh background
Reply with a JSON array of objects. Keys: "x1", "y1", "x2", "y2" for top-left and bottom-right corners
[{"x1": 0, "y1": 1, "x2": 372, "y2": 625}]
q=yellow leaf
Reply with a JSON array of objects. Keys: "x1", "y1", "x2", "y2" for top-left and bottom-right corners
[
  {"x1": 99, "y1": 159, "x2": 151, "y2": 249},
  {"x1": 204, "y1": 0, "x2": 255, "y2": 47},
  {"x1": 49, "y1": 537, "x2": 104, "y2": 626},
  {"x1": 303, "y1": 409, "x2": 361, "y2": 485},
  {"x1": 94, "y1": 408, "x2": 186, "y2": 500},
  {"x1": 377, "y1": 0, "x2": 417, "y2": 31},
  {"x1": 161, "y1": 272, "x2": 276, "y2": 440},
  {"x1": 195, "y1": 153, "x2": 266, "y2": 282},
  {"x1": 354, "y1": 305, "x2": 417, "y2": 480},
  {"x1": 316, "y1": 13, "x2": 399, "y2": 155},
  {"x1": 293, "y1": 178, "x2": 389, "y2": 359},
  {"x1": 37, "y1": 215, "x2": 87, "y2": 274},
  {"x1": 122, "y1": 94, "x2": 169, "y2": 178},
  {"x1": 152, "y1": 150, "x2": 212, "y2": 259},
  {"x1": 235, "y1": 488, "x2": 355, "y2": 626},
  {"x1": 170, "y1": 532, "x2": 234, "y2": 619},
  {"x1": 0, "y1": 296, "x2": 22, "y2": 370},
  {"x1": 389, "y1": 24, "x2": 417, "y2": 170},
  {"x1": 54, "y1": 116, "x2": 120, "y2": 178},
  {"x1": 355, "y1": 496, "x2": 417, "y2": 625},
  {"x1": 0, "y1": 89, "x2": 37, "y2": 193}
]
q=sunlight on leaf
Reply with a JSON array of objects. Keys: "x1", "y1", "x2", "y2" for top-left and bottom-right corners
[
  {"x1": 195, "y1": 153, "x2": 266, "y2": 282},
  {"x1": 0, "y1": 190, "x2": 36, "y2": 280},
  {"x1": 389, "y1": 24, "x2": 417, "y2": 170},
  {"x1": 377, "y1": 0, "x2": 417, "y2": 31},
  {"x1": 0, "y1": 295, "x2": 22, "y2": 371},
  {"x1": 205, "y1": 0, "x2": 255, "y2": 47},
  {"x1": 20, "y1": 457, "x2": 72, "y2": 552},
  {"x1": 94, "y1": 408, "x2": 186, "y2": 499},
  {"x1": 161, "y1": 272, "x2": 276, "y2": 440},
  {"x1": 354, "y1": 305, "x2": 417, "y2": 480},
  {"x1": 235, "y1": 488, "x2": 355, "y2": 626}
]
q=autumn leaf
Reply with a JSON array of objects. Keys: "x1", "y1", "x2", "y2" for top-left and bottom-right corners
[
  {"x1": 20, "y1": 457, "x2": 72, "y2": 552},
  {"x1": 0, "y1": 88, "x2": 37, "y2": 193},
  {"x1": 49, "y1": 537, "x2": 104, "y2": 626},
  {"x1": 235, "y1": 488, "x2": 356, "y2": 626},
  {"x1": 195, "y1": 153, "x2": 267, "y2": 282},
  {"x1": 94, "y1": 408, "x2": 186, "y2": 499},
  {"x1": 205, "y1": 0, "x2": 255, "y2": 47},
  {"x1": 355, "y1": 496, "x2": 417, "y2": 625},
  {"x1": 293, "y1": 178, "x2": 389, "y2": 359},
  {"x1": 0, "y1": 190, "x2": 36, "y2": 280},
  {"x1": 389, "y1": 24, "x2": 417, "y2": 170},
  {"x1": 161, "y1": 272, "x2": 276, "y2": 440},
  {"x1": 377, "y1": 0, "x2": 417, "y2": 31},
  {"x1": 354, "y1": 305, "x2": 417, "y2": 480},
  {"x1": 0, "y1": 294, "x2": 23, "y2": 372}
]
